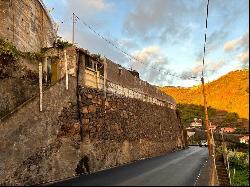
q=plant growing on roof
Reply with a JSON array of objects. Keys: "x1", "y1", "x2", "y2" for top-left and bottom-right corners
[
  {"x1": 91, "y1": 53, "x2": 104, "y2": 62},
  {"x1": 54, "y1": 38, "x2": 73, "y2": 49}
]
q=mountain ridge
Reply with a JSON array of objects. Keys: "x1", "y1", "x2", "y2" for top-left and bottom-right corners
[{"x1": 161, "y1": 69, "x2": 249, "y2": 119}]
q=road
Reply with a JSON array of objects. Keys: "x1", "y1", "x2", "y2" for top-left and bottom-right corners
[{"x1": 52, "y1": 146, "x2": 208, "y2": 186}]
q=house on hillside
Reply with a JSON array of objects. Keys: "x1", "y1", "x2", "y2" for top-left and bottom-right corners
[
  {"x1": 220, "y1": 127, "x2": 236, "y2": 133},
  {"x1": 190, "y1": 118, "x2": 202, "y2": 128},
  {"x1": 239, "y1": 135, "x2": 249, "y2": 144},
  {"x1": 209, "y1": 124, "x2": 217, "y2": 131}
]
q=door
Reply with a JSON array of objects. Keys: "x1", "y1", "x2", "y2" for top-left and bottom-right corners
[{"x1": 51, "y1": 61, "x2": 58, "y2": 84}]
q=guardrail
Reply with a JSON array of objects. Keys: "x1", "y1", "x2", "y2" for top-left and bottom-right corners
[{"x1": 223, "y1": 152, "x2": 231, "y2": 185}]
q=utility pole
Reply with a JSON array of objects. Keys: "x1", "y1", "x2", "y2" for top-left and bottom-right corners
[
  {"x1": 201, "y1": 76, "x2": 213, "y2": 156},
  {"x1": 72, "y1": 13, "x2": 79, "y2": 45},
  {"x1": 72, "y1": 13, "x2": 75, "y2": 45},
  {"x1": 201, "y1": 76, "x2": 218, "y2": 185}
]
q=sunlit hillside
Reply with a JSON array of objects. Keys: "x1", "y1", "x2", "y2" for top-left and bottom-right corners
[{"x1": 161, "y1": 69, "x2": 249, "y2": 119}]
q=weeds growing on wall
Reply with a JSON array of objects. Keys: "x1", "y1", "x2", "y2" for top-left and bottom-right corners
[
  {"x1": 0, "y1": 38, "x2": 44, "y2": 61},
  {"x1": 0, "y1": 38, "x2": 20, "y2": 61}
]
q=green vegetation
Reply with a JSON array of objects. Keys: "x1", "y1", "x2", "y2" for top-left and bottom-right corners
[
  {"x1": 53, "y1": 38, "x2": 72, "y2": 49},
  {"x1": 215, "y1": 146, "x2": 249, "y2": 186},
  {"x1": 227, "y1": 151, "x2": 249, "y2": 186},
  {"x1": 0, "y1": 38, "x2": 73, "y2": 62},
  {"x1": 91, "y1": 53, "x2": 104, "y2": 62},
  {"x1": 177, "y1": 103, "x2": 216, "y2": 128},
  {"x1": 0, "y1": 38, "x2": 44, "y2": 61},
  {"x1": 230, "y1": 168, "x2": 249, "y2": 186},
  {"x1": 224, "y1": 112, "x2": 239, "y2": 123},
  {"x1": 0, "y1": 38, "x2": 20, "y2": 60}
]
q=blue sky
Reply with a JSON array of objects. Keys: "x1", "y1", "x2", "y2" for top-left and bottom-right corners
[{"x1": 43, "y1": 0, "x2": 249, "y2": 87}]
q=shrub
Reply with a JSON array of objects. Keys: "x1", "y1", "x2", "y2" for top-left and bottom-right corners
[{"x1": 54, "y1": 38, "x2": 72, "y2": 49}]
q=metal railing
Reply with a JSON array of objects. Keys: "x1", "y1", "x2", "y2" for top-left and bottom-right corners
[{"x1": 223, "y1": 151, "x2": 231, "y2": 185}]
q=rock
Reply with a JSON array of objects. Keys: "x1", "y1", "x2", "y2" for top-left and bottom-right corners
[
  {"x1": 105, "y1": 101, "x2": 110, "y2": 108},
  {"x1": 92, "y1": 98, "x2": 98, "y2": 104},
  {"x1": 83, "y1": 118, "x2": 90, "y2": 124},
  {"x1": 82, "y1": 107, "x2": 88, "y2": 114},
  {"x1": 87, "y1": 94, "x2": 93, "y2": 99},
  {"x1": 30, "y1": 165, "x2": 36, "y2": 171},
  {"x1": 88, "y1": 105, "x2": 96, "y2": 113}
]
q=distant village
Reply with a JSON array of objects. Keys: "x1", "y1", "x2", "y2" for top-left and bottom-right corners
[{"x1": 186, "y1": 118, "x2": 249, "y2": 145}]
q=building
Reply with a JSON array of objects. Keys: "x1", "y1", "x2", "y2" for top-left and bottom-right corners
[
  {"x1": 190, "y1": 118, "x2": 202, "y2": 128},
  {"x1": 209, "y1": 125, "x2": 217, "y2": 130},
  {"x1": 41, "y1": 46, "x2": 177, "y2": 109},
  {"x1": 239, "y1": 136, "x2": 249, "y2": 144},
  {"x1": 220, "y1": 127, "x2": 236, "y2": 133}
]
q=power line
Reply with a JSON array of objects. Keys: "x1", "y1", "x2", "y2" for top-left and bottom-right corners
[
  {"x1": 73, "y1": 13, "x2": 198, "y2": 81},
  {"x1": 201, "y1": 0, "x2": 210, "y2": 78}
]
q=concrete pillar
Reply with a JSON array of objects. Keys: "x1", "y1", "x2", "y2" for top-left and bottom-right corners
[
  {"x1": 104, "y1": 58, "x2": 107, "y2": 96},
  {"x1": 64, "y1": 49, "x2": 68, "y2": 90},
  {"x1": 39, "y1": 62, "x2": 43, "y2": 112},
  {"x1": 81, "y1": 53, "x2": 86, "y2": 86},
  {"x1": 96, "y1": 71, "x2": 100, "y2": 89}
]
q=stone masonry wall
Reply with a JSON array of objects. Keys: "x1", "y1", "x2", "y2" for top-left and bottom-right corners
[
  {"x1": 0, "y1": 0, "x2": 56, "y2": 52},
  {"x1": 1, "y1": 86, "x2": 184, "y2": 185}
]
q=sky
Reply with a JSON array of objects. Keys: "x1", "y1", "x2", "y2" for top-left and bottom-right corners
[{"x1": 43, "y1": 0, "x2": 249, "y2": 87}]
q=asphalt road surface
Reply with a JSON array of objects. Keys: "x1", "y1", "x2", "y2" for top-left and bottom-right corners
[{"x1": 52, "y1": 146, "x2": 208, "y2": 186}]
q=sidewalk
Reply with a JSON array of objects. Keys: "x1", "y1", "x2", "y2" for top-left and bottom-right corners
[{"x1": 195, "y1": 159, "x2": 215, "y2": 186}]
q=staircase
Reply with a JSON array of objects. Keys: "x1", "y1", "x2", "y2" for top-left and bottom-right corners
[
  {"x1": 0, "y1": 76, "x2": 77, "y2": 184},
  {"x1": 215, "y1": 154, "x2": 230, "y2": 186}
]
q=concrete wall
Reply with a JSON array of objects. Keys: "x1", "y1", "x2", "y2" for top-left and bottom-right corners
[
  {"x1": 0, "y1": 85, "x2": 184, "y2": 185},
  {"x1": 106, "y1": 59, "x2": 175, "y2": 105},
  {"x1": 0, "y1": 57, "x2": 40, "y2": 119},
  {"x1": 0, "y1": 76, "x2": 77, "y2": 185},
  {"x1": 0, "y1": 0, "x2": 56, "y2": 52}
]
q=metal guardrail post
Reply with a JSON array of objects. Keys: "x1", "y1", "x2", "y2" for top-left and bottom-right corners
[{"x1": 226, "y1": 154, "x2": 231, "y2": 185}]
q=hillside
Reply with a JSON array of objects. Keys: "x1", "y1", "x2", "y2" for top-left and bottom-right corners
[{"x1": 161, "y1": 69, "x2": 249, "y2": 120}]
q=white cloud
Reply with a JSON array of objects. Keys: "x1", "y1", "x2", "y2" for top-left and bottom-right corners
[
  {"x1": 123, "y1": 0, "x2": 204, "y2": 44},
  {"x1": 133, "y1": 46, "x2": 165, "y2": 64},
  {"x1": 67, "y1": 0, "x2": 111, "y2": 14},
  {"x1": 237, "y1": 49, "x2": 249, "y2": 64},
  {"x1": 224, "y1": 32, "x2": 249, "y2": 52},
  {"x1": 129, "y1": 46, "x2": 174, "y2": 86},
  {"x1": 87, "y1": 0, "x2": 110, "y2": 10},
  {"x1": 224, "y1": 31, "x2": 249, "y2": 65},
  {"x1": 181, "y1": 59, "x2": 227, "y2": 79},
  {"x1": 224, "y1": 39, "x2": 239, "y2": 52},
  {"x1": 131, "y1": 46, "x2": 168, "y2": 69}
]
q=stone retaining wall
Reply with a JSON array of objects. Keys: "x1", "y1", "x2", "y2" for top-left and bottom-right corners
[{"x1": 1, "y1": 86, "x2": 184, "y2": 185}]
